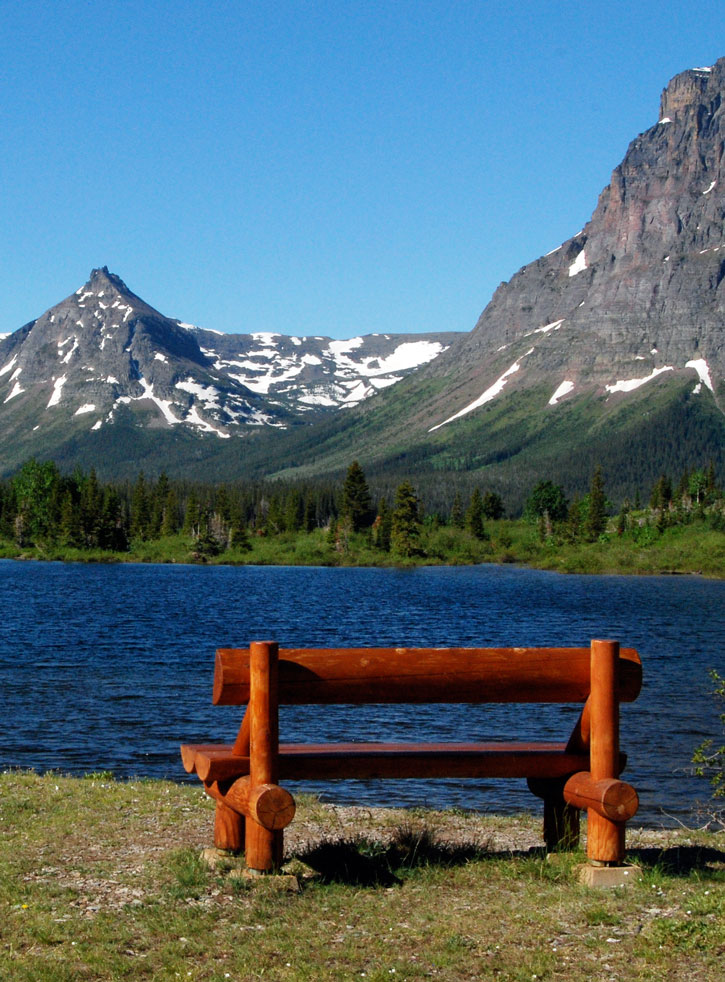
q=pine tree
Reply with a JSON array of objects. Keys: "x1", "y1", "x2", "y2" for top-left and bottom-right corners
[
  {"x1": 303, "y1": 496, "x2": 317, "y2": 532},
  {"x1": 59, "y1": 490, "x2": 82, "y2": 548},
  {"x1": 584, "y1": 466, "x2": 607, "y2": 541},
  {"x1": 183, "y1": 493, "x2": 201, "y2": 536},
  {"x1": 465, "y1": 489, "x2": 486, "y2": 540},
  {"x1": 373, "y1": 498, "x2": 392, "y2": 551},
  {"x1": 80, "y1": 468, "x2": 102, "y2": 546},
  {"x1": 130, "y1": 473, "x2": 151, "y2": 541},
  {"x1": 341, "y1": 460, "x2": 373, "y2": 532},
  {"x1": 161, "y1": 489, "x2": 180, "y2": 536},
  {"x1": 482, "y1": 491, "x2": 504, "y2": 520},
  {"x1": 284, "y1": 489, "x2": 303, "y2": 532},
  {"x1": 524, "y1": 481, "x2": 568, "y2": 523},
  {"x1": 450, "y1": 492, "x2": 464, "y2": 529},
  {"x1": 390, "y1": 481, "x2": 422, "y2": 557}
]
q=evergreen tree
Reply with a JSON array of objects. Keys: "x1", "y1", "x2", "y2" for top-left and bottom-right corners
[
  {"x1": 284, "y1": 489, "x2": 303, "y2": 532},
  {"x1": 341, "y1": 460, "x2": 373, "y2": 532},
  {"x1": 98, "y1": 488, "x2": 128, "y2": 551},
  {"x1": 450, "y1": 492, "x2": 464, "y2": 529},
  {"x1": 390, "y1": 481, "x2": 422, "y2": 557},
  {"x1": 182, "y1": 493, "x2": 201, "y2": 536},
  {"x1": 650, "y1": 474, "x2": 673, "y2": 511},
  {"x1": 150, "y1": 473, "x2": 171, "y2": 536},
  {"x1": 80, "y1": 468, "x2": 102, "y2": 546},
  {"x1": 689, "y1": 470, "x2": 708, "y2": 506},
  {"x1": 266, "y1": 495, "x2": 284, "y2": 534},
  {"x1": 584, "y1": 466, "x2": 607, "y2": 541},
  {"x1": 524, "y1": 481, "x2": 568, "y2": 523},
  {"x1": 130, "y1": 473, "x2": 151, "y2": 541},
  {"x1": 303, "y1": 496, "x2": 317, "y2": 532},
  {"x1": 161, "y1": 488, "x2": 180, "y2": 536},
  {"x1": 482, "y1": 491, "x2": 504, "y2": 520},
  {"x1": 465, "y1": 489, "x2": 486, "y2": 540},
  {"x1": 12, "y1": 459, "x2": 61, "y2": 544},
  {"x1": 373, "y1": 498, "x2": 392, "y2": 551},
  {"x1": 565, "y1": 496, "x2": 583, "y2": 542},
  {"x1": 59, "y1": 490, "x2": 83, "y2": 548}
]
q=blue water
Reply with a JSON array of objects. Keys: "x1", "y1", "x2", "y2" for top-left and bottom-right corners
[{"x1": 0, "y1": 560, "x2": 722, "y2": 825}]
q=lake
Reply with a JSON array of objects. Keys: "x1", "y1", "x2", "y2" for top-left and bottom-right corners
[{"x1": 0, "y1": 560, "x2": 722, "y2": 826}]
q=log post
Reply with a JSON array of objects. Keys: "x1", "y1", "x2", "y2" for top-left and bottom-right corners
[
  {"x1": 213, "y1": 799, "x2": 245, "y2": 852},
  {"x1": 245, "y1": 641, "x2": 283, "y2": 871},
  {"x1": 233, "y1": 705, "x2": 250, "y2": 757},
  {"x1": 204, "y1": 777, "x2": 296, "y2": 830},
  {"x1": 587, "y1": 639, "x2": 625, "y2": 864},
  {"x1": 527, "y1": 776, "x2": 580, "y2": 852}
]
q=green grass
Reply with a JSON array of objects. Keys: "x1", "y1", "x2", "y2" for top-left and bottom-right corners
[
  {"x1": 1, "y1": 515, "x2": 723, "y2": 576},
  {"x1": 0, "y1": 772, "x2": 723, "y2": 981}
]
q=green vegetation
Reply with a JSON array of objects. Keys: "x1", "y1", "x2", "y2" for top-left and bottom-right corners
[
  {"x1": 693, "y1": 670, "x2": 725, "y2": 821},
  {"x1": 0, "y1": 771, "x2": 722, "y2": 981},
  {"x1": 0, "y1": 458, "x2": 723, "y2": 576}
]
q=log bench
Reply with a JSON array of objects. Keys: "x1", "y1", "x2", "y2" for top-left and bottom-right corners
[{"x1": 181, "y1": 639, "x2": 642, "y2": 872}]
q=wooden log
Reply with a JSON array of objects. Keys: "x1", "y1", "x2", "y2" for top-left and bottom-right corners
[
  {"x1": 180, "y1": 742, "x2": 214, "y2": 774},
  {"x1": 566, "y1": 697, "x2": 591, "y2": 753},
  {"x1": 245, "y1": 641, "x2": 283, "y2": 871},
  {"x1": 586, "y1": 640, "x2": 626, "y2": 864},
  {"x1": 184, "y1": 745, "x2": 250, "y2": 783},
  {"x1": 563, "y1": 772, "x2": 639, "y2": 822},
  {"x1": 213, "y1": 799, "x2": 244, "y2": 852},
  {"x1": 195, "y1": 741, "x2": 592, "y2": 783},
  {"x1": 233, "y1": 705, "x2": 250, "y2": 757},
  {"x1": 527, "y1": 776, "x2": 580, "y2": 852},
  {"x1": 213, "y1": 645, "x2": 642, "y2": 706},
  {"x1": 203, "y1": 777, "x2": 296, "y2": 830}
]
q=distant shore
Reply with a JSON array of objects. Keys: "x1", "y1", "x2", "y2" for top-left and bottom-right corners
[{"x1": 1, "y1": 518, "x2": 723, "y2": 578}]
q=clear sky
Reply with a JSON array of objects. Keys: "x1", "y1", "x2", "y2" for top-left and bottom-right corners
[{"x1": 1, "y1": 1, "x2": 722, "y2": 340}]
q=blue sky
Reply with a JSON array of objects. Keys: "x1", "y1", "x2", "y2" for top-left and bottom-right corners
[{"x1": 1, "y1": 1, "x2": 722, "y2": 340}]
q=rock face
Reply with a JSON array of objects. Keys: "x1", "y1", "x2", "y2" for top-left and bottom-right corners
[
  {"x1": 0, "y1": 267, "x2": 458, "y2": 467},
  {"x1": 418, "y1": 60, "x2": 724, "y2": 433}
]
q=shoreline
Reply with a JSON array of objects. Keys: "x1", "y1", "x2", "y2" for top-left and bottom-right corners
[{"x1": 2, "y1": 548, "x2": 722, "y2": 579}]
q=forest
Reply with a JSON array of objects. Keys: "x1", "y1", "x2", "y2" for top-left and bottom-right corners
[{"x1": 0, "y1": 457, "x2": 722, "y2": 576}]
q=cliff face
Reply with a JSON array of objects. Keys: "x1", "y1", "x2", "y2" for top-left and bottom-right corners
[{"x1": 421, "y1": 60, "x2": 724, "y2": 430}]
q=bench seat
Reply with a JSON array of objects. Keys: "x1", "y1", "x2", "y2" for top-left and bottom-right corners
[{"x1": 181, "y1": 741, "x2": 597, "y2": 783}]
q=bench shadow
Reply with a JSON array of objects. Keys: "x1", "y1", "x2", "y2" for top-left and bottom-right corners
[
  {"x1": 294, "y1": 828, "x2": 526, "y2": 887},
  {"x1": 628, "y1": 844, "x2": 725, "y2": 877},
  {"x1": 294, "y1": 835, "x2": 725, "y2": 887}
]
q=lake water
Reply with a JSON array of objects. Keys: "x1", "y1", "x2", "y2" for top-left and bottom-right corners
[{"x1": 0, "y1": 560, "x2": 722, "y2": 826}]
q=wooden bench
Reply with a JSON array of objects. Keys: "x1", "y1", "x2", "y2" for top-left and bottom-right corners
[{"x1": 181, "y1": 639, "x2": 642, "y2": 872}]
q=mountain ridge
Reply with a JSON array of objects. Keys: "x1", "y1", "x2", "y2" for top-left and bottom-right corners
[{"x1": 1, "y1": 60, "x2": 723, "y2": 500}]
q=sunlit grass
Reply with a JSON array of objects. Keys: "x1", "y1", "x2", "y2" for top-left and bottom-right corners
[{"x1": 0, "y1": 772, "x2": 723, "y2": 981}]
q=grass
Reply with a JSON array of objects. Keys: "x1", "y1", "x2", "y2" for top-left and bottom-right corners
[
  {"x1": 1, "y1": 516, "x2": 723, "y2": 577},
  {"x1": 0, "y1": 771, "x2": 723, "y2": 980}
]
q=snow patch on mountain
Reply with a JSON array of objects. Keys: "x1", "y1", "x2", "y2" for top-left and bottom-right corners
[
  {"x1": 47, "y1": 376, "x2": 67, "y2": 407},
  {"x1": 686, "y1": 358, "x2": 714, "y2": 391},
  {"x1": 549, "y1": 380, "x2": 575, "y2": 405},
  {"x1": 605, "y1": 366, "x2": 673, "y2": 393},
  {"x1": 568, "y1": 250, "x2": 588, "y2": 277},
  {"x1": 429, "y1": 350, "x2": 534, "y2": 431}
]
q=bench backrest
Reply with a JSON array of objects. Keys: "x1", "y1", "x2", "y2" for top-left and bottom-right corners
[{"x1": 213, "y1": 645, "x2": 642, "y2": 706}]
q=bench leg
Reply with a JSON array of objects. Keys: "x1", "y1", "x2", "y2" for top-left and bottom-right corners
[
  {"x1": 588, "y1": 640, "x2": 626, "y2": 865},
  {"x1": 214, "y1": 800, "x2": 245, "y2": 852},
  {"x1": 247, "y1": 641, "x2": 282, "y2": 872},
  {"x1": 245, "y1": 822, "x2": 284, "y2": 871},
  {"x1": 527, "y1": 777, "x2": 580, "y2": 852}
]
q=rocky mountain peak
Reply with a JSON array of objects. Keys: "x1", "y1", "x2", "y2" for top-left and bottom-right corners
[
  {"x1": 659, "y1": 59, "x2": 724, "y2": 120},
  {"x1": 412, "y1": 58, "x2": 724, "y2": 438}
]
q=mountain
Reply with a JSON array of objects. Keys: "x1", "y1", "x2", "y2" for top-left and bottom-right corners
[
  {"x1": 2, "y1": 60, "x2": 724, "y2": 501},
  {"x1": 0, "y1": 267, "x2": 458, "y2": 477},
  {"x1": 260, "y1": 60, "x2": 725, "y2": 504}
]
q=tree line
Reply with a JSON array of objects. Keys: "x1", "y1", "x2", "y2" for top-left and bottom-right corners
[{"x1": 0, "y1": 457, "x2": 721, "y2": 557}]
